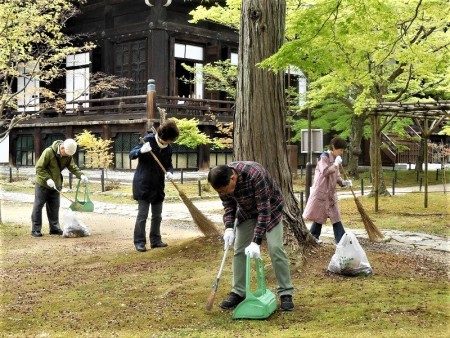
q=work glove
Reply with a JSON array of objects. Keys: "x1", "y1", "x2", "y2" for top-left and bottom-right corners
[
  {"x1": 165, "y1": 172, "x2": 174, "y2": 181},
  {"x1": 80, "y1": 175, "x2": 89, "y2": 184},
  {"x1": 140, "y1": 142, "x2": 152, "y2": 153},
  {"x1": 245, "y1": 242, "x2": 261, "y2": 259},
  {"x1": 342, "y1": 179, "x2": 352, "y2": 187},
  {"x1": 334, "y1": 156, "x2": 343, "y2": 166},
  {"x1": 223, "y1": 228, "x2": 235, "y2": 250},
  {"x1": 46, "y1": 179, "x2": 56, "y2": 189}
]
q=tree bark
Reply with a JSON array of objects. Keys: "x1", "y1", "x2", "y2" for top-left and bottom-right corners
[
  {"x1": 234, "y1": 0, "x2": 314, "y2": 250},
  {"x1": 347, "y1": 113, "x2": 366, "y2": 178},
  {"x1": 369, "y1": 116, "x2": 390, "y2": 199}
]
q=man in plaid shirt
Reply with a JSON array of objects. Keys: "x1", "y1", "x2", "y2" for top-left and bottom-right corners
[{"x1": 208, "y1": 161, "x2": 294, "y2": 311}]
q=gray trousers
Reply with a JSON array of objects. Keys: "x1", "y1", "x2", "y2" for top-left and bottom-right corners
[
  {"x1": 133, "y1": 200, "x2": 163, "y2": 246},
  {"x1": 232, "y1": 219, "x2": 294, "y2": 297},
  {"x1": 31, "y1": 184, "x2": 61, "y2": 232}
]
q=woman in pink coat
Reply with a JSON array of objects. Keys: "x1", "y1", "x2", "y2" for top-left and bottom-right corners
[{"x1": 302, "y1": 137, "x2": 352, "y2": 243}]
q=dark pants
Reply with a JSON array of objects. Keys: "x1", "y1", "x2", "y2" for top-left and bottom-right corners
[
  {"x1": 31, "y1": 184, "x2": 61, "y2": 233},
  {"x1": 310, "y1": 221, "x2": 345, "y2": 244},
  {"x1": 133, "y1": 200, "x2": 163, "y2": 246}
]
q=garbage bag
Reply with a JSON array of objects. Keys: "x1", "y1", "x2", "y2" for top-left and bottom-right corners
[
  {"x1": 327, "y1": 231, "x2": 372, "y2": 276},
  {"x1": 63, "y1": 209, "x2": 90, "y2": 238}
]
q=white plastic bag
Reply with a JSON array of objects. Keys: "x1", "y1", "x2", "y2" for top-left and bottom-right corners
[
  {"x1": 63, "y1": 209, "x2": 91, "y2": 238},
  {"x1": 327, "y1": 231, "x2": 372, "y2": 276}
]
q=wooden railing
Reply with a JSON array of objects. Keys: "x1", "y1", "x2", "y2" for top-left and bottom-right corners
[{"x1": 16, "y1": 94, "x2": 235, "y2": 125}]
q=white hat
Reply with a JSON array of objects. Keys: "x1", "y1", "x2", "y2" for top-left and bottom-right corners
[{"x1": 63, "y1": 139, "x2": 77, "y2": 156}]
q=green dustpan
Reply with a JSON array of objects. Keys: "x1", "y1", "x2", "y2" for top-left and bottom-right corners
[
  {"x1": 232, "y1": 254, "x2": 277, "y2": 320},
  {"x1": 70, "y1": 180, "x2": 94, "y2": 212}
]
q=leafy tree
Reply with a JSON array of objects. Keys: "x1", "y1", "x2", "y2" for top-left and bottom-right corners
[
  {"x1": 74, "y1": 130, "x2": 113, "y2": 170},
  {"x1": 262, "y1": 0, "x2": 450, "y2": 193}
]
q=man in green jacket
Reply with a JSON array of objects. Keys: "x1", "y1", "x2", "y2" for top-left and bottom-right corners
[{"x1": 31, "y1": 139, "x2": 88, "y2": 237}]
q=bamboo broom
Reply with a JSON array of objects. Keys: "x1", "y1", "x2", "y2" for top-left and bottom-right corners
[
  {"x1": 340, "y1": 165, "x2": 384, "y2": 241},
  {"x1": 148, "y1": 150, "x2": 220, "y2": 237}
]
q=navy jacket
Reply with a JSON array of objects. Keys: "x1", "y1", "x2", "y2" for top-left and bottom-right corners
[{"x1": 129, "y1": 133, "x2": 174, "y2": 203}]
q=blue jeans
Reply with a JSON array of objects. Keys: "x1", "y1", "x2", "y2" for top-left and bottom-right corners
[
  {"x1": 310, "y1": 221, "x2": 345, "y2": 243},
  {"x1": 133, "y1": 200, "x2": 163, "y2": 246}
]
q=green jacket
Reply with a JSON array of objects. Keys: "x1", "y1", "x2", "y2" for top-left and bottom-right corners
[{"x1": 35, "y1": 140, "x2": 84, "y2": 190}]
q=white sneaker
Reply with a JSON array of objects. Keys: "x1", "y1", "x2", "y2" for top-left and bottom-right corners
[{"x1": 315, "y1": 238, "x2": 323, "y2": 244}]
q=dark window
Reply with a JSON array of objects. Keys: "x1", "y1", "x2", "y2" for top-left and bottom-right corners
[
  {"x1": 15, "y1": 135, "x2": 34, "y2": 166},
  {"x1": 114, "y1": 133, "x2": 140, "y2": 169},
  {"x1": 114, "y1": 39, "x2": 147, "y2": 96}
]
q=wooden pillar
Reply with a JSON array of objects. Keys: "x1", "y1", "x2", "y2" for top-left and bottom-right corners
[
  {"x1": 423, "y1": 117, "x2": 429, "y2": 208},
  {"x1": 198, "y1": 125, "x2": 213, "y2": 170},
  {"x1": 146, "y1": 79, "x2": 156, "y2": 131}
]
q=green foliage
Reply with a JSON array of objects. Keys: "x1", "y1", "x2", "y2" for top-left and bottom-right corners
[
  {"x1": 182, "y1": 60, "x2": 237, "y2": 99},
  {"x1": 189, "y1": 0, "x2": 241, "y2": 30},
  {"x1": 438, "y1": 125, "x2": 450, "y2": 136},
  {"x1": 171, "y1": 117, "x2": 226, "y2": 150},
  {"x1": 75, "y1": 130, "x2": 113, "y2": 170},
  {"x1": 263, "y1": 0, "x2": 450, "y2": 107}
]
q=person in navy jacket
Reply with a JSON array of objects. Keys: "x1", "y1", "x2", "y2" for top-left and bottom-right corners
[{"x1": 129, "y1": 120, "x2": 179, "y2": 252}]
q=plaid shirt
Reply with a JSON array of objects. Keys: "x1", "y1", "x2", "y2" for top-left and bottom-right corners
[{"x1": 220, "y1": 161, "x2": 284, "y2": 244}]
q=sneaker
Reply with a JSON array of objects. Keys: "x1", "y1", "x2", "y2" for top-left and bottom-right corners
[
  {"x1": 315, "y1": 238, "x2": 323, "y2": 244},
  {"x1": 280, "y1": 295, "x2": 294, "y2": 311},
  {"x1": 49, "y1": 228, "x2": 63, "y2": 235},
  {"x1": 151, "y1": 242, "x2": 168, "y2": 249},
  {"x1": 31, "y1": 231, "x2": 43, "y2": 237},
  {"x1": 219, "y1": 292, "x2": 245, "y2": 310}
]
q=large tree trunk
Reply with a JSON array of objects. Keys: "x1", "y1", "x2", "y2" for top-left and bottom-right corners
[
  {"x1": 234, "y1": 0, "x2": 314, "y2": 250},
  {"x1": 347, "y1": 113, "x2": 366, "y2": 178}
]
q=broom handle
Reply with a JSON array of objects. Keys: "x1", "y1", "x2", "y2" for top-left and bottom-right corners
[
  {"x1": 215, "y1": 244, "x2": 230, "y2": 287},
  {"x1": 148, "y1": 149, "x2": 178, "y2": 190},
  {"x1": 339, "y1": 164, "x2": 358, "y2": 199},
  {"x1": 54, "y1": 187, "x2": 76, "y2": 204}
]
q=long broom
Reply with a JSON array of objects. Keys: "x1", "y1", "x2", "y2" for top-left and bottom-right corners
[
  {"x1": 340, "y1": 164, "x2": 384, "y2": 241},
  {"x1": 148, "y1": 150, "x2": 220, "y2": 237},
  {"x1": 206, "y1": 243, "x2": 230, "y2": 311}
]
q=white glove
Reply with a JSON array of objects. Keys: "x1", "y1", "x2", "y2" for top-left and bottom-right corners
[
  {"x1": 334, "y1": 156, "x2": 342, "y2": 166},
  {"x1": 80, "y1": 175, "x2": 89, "y2": 184},
  {"x1": 342, "y1": 179, "x2": 352, "y2": 187},
  {"x1": 140, "y1": 142, "x2": 152, "y2": 153},
  {"x1": 165, "y1": 172, "x2": 173, "y2": 181},
  {"x1": 46, "y1": 179, "x2": 55, "y2": 189},
  {"x1": 245, "y1": 242, "x2": 261, "y2": 259},
  {"x1": 223, "y1": 228, "x2": 235, "y2": 250}
]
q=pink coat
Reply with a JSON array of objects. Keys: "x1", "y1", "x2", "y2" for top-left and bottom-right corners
[{"x1": 302, "y1": 151, "x2": 344, "y2": 224}]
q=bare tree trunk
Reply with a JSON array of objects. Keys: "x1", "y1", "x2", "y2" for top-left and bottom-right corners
[
  {"x1": 369, "y1": 116, "x2": 390, "y2": 199},
  {"x1": 415, "y1": 138, "x2": 425, "y2": 173},
  {"x1": 234, "y1": 0, "x2": 314, "y2": 250},
  {"x1": 347, "y1": 113, "x2": 366, "y2": 178}
]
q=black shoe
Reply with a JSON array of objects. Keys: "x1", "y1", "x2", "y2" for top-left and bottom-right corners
[
  {"x1": 49, "y1": 228, "x2": 63, "y2": 235},
  {"x1": 280, "y1": 295, "x2": 294, "y2": 311},
  {"x1": 31, "y1": 231, "x2": 43, "y2": 237},
  {"x1": 151, "y1": 242, "x2": 168, "y2": 249},
  {"x1": 219, "y1": 292, "x2": 245, "y2": 310},
  {"x1": 135, "y1": 244, "x2": 147, "y2": 252}
]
